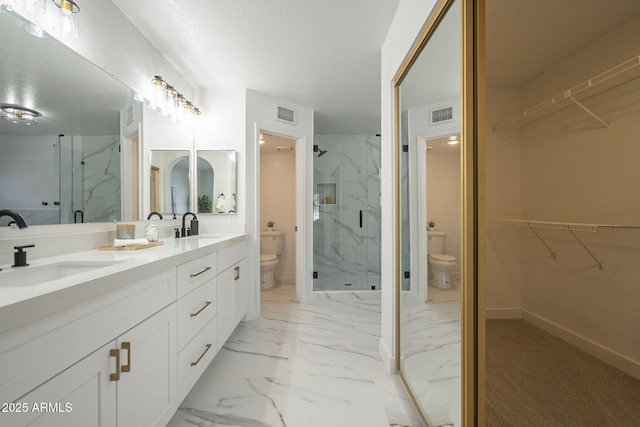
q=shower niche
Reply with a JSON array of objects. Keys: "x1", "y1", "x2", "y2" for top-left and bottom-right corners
[{"x1": 316, "y1": 183, "x2": 336, "y2": 205}]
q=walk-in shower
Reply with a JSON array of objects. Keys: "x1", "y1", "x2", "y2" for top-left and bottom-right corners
[{"x1": 312, "y1": 135, "x2": 381, "y2": 291}]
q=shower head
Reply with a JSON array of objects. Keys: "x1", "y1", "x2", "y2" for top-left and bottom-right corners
[{"x1": 318, "y1": 148, "x2": 328, "y2": 157}]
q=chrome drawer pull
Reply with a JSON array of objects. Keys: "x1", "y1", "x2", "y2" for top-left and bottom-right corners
[
  {"x1": 190, "y1": 301, "x2": 212, "y2": 317},
  {"x1": 190, "y1": 266, "x2": 212, "y2": 278},
  {"x1": 190, "y1": 343, "x2": 212, "y2": 366}
]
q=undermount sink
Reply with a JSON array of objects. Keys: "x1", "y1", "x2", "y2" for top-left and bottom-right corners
[{"x1": 0, "y1": 260, "x2": 123, "y2": 287}]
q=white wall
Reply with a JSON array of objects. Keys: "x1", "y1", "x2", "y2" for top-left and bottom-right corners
[
  {"x1": 487, "y1": 15, "x2": 640, "y2": 378},
  {"x1": 260, "y1": 151, "x2": 296, "y2": 283},
  {"x1": 380, "y1": 0, "x2": 439, "y2": 372}
]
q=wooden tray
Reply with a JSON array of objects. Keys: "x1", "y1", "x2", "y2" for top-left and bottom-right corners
[{"x1": 98, "y1": 240, "x2": 165, "y2": 251}]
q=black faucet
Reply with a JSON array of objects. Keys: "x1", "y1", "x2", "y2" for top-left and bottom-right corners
[
  {"x1": 74, "y1": 210, "x2": 84, "y2": 223},
  {"x1": 13, "y1": 244, "x2": 35, "y2": 267},
  {"x1": 147, "y1": 212, "x2": 163, "y2": 220},
  {"x1": 181, "y1": 212, "x2": 198, "y2": 237},
  {"x1": 0, "y1": 210, "x2": 28, "y2": 228}
]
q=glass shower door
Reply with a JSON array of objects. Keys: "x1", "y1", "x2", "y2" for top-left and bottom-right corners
[{"x1": 312, "y1": 135, "x2": 381, "y2": 291}]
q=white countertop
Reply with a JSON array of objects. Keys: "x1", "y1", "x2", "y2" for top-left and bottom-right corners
[{"x1": 0, "y1": 233, "x2": 246, "y2": 333}]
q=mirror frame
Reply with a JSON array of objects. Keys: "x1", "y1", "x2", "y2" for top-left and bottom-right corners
[{"x1": 392, "y1": 0, "x2": 484, "y2": 425}]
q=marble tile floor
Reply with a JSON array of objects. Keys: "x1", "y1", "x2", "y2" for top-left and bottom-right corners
[
  {"x1": 168, "y1": 282, "x2": 422, "y2": 427},
  {"x1": 401, "y1": 285, "x2": 461, "y2": 427}
]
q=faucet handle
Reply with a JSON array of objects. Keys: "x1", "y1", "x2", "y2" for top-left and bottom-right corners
[{"x1": 13, "y1": 244, "x2": 35, "y2": 267}]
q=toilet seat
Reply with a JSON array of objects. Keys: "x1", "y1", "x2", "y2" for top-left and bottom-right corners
[
  {"x1": 260, "y1": 254, "x2": 277, "y2": 262},
  {"x1": 429, "y1": 253, "x2": 455, "y2": 263}
]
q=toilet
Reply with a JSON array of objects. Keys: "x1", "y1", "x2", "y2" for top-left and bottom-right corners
[
  {"x1": 260, "y1": 230, "x2": 284, "y2": 290},
  {"x1": 427, "y1": 231, "x2": 456, "y2": 289}
]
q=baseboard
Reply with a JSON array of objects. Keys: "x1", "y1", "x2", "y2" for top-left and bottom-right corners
[
  {"x1": 279, "y1": 271, "x2": 296, "y2": 283},
  {"x1": 485, "y1": 308, "x2": 522, "y2": 319},
  {"x1": 379, "y1": 338, "x2": 396, "y2": 374},
  {"x1": 522, "y1": 310, "x2": 640, "y2": 380}
]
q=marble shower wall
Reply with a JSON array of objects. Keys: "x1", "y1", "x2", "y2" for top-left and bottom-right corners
[
  {"x1": 313, "y1": 135, "x2": 381, "y2": 290},
  {"x1": 59, "y1": 135, "x2": 121, "y2": 224}
]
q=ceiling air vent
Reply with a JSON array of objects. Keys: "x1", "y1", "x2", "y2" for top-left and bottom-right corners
[
  {"x1": 276, "y1": 105, "x2": 296, "y2": 125},
  {"x1": 430, "y1": 106, "x2": 453, "y2": 125}
]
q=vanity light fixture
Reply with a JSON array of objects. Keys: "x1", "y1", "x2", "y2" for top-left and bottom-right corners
[
  {"x1": 51, "y1": 0, "x2": 79, "y2": 39},
  {"x1": 1, "y1": 105, "x2": 41, "y2": 125},
  {"x1": 447, "y1": 135, "x2": 459, "y2": 145},
  {"x1": 14, "y1": 0, "x2": 46, "y2": 14},
  {"x1": 150, "y1": 75, "x2": 201, "y2": 119}
]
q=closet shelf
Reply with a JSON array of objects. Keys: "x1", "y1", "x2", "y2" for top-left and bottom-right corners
[
  {"x1": 496, "y1": 55, "x2": 640, "y2": 128},
  {"x1": 490, "y1": 219, "x2": 640, "y2": 272},
  {"x1": 490, "y1": 218, "x2": 640, "y2": 231}
]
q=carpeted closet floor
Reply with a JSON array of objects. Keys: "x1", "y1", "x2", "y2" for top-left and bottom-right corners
[{"x1": 486, "y1": 319, "x2": 640, "y2": 426}]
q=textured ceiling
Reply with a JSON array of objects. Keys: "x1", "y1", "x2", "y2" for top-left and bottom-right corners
[{"x1": 110, "y1": 0, "x2": 401, "y2": 135}]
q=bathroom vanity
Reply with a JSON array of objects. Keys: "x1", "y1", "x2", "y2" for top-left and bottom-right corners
[{"x1": 0, "y1": 234, "x2": 247, "y2": 426}]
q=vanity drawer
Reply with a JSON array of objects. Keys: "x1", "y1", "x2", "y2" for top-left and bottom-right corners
[
  {"x1": 177, "y1": 277, "x2": 217, "y2": 350},
  {"x1": 217, "y1": 241, "x2": 247, "y2": 273},
  {"x1": 176, "y1": 253, "x2": 217, "y2": 297},
  {"x1": 177, "y1": 318, "x2": 217, "y2": 401}
]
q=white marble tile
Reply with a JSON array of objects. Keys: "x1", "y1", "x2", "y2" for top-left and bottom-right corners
[
  {"x1": 168, "y1": 284, "x2": 424, "y2": 427},
  {"x1": 375, "y1": 375, "x2": 424, "y2": 427},
  {"x1": 171, "y1": 375, "x2": 390, "y2": 427}
]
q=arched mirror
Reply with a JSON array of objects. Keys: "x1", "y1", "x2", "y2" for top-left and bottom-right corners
[
  {"x1": 196, "y1": 150, "x2": 237, "y2": 214},
  {"x1": 397, "y1": 0, "x2": 464, "y2": 425}
]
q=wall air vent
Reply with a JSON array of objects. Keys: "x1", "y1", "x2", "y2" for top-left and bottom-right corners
[
  {"x1": 430, "y1": 106, "x2": 453, "y2": 125},
  {"x1": 276, "y1": 105, "x2": 296, "y2": 125}
]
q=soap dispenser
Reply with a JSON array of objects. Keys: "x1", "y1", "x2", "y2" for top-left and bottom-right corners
[{"x1": 190, "y1": 217, "x2": 199, "y2": 236}]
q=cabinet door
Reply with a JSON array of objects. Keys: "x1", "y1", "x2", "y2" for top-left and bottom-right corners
[
  {"x1": 2, "y1": 343, "x2": 116, "y2": 427},
  {"x1": 217, "y1": 266, "x2": 234, "y2": 350},
  {"x1": 232, "y1": 259, "x2": 248, "y2": 326},
  {"x1": 116, "y1": 304, "x2": 177, "y2": 427}
]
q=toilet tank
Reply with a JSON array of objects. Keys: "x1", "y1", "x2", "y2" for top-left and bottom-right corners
[
  {"x1": 260, "y1": 231, "x2": 284, "y2": 255},
  {"x1": 427, "y1": 231, "x2": 446, "y2": 254}
]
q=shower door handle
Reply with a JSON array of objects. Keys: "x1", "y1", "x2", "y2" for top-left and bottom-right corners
[{"x1": 359, "y1": 210, "x2": 363, "y2": 228}]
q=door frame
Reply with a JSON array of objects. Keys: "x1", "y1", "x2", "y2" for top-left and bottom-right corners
[{"x1": 256, "y1": 125, "x2": 311, "y2": 304}]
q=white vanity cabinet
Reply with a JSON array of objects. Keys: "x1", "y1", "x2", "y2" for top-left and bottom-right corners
[
  {"x1": 216, "y1": 241, "x2": 248, "y2": 349},
  {"x1": 0, "y1": 234, "x2": 248, "y2": 427},
  {"x1": 0, "y1": 271, "x2": 178, "y2": 427},
  {"x1": 114, "y1": 303, "x2": 177, "y2": 427},
  {"x1": 2, "y1": 342, "x2": 116, "y2": 427}
]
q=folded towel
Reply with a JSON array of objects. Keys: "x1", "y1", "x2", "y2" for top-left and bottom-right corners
[{"x1": 113, "y1": 238, "x2": 150, "y2": 247}]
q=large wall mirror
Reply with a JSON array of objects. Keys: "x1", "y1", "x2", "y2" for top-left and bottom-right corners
[
  {"x1": 0, "y1": 7, "x2": 133, "y2": 226},
  {"x1": 196, "y1": 150, "x2": 237, "y2": 214},
  {"x1": 397, "y1": 0, "x2": 462, "y2": 425}
]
